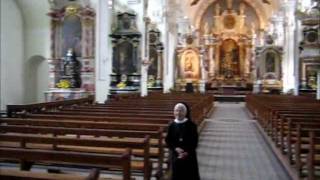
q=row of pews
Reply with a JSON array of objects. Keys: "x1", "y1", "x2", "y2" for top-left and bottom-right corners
[
  {"x1": 246, "y1": 94, "x2": 320, "y2": 180},
  {"x1": 1, "y1": 92, "x2": 214, "y2": 180}
]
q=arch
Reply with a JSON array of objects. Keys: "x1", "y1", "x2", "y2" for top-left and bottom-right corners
[
  {"x1": 192, "y1": 0, "x2": 267, "y2": 30},
  {"x1": 26, "y1": 55, "x2": 48, "y2": 102}
]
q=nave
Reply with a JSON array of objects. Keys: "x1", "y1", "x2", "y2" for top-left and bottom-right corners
[
  {"x1": 197, "y1": 102, "x2": 291, "y2": 180},
  {"x1": 1, "y1": 93, "x2": 320, "y2": 180}
]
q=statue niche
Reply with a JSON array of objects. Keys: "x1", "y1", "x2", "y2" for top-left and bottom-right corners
[
  {"x1": 62, "y1": 16, "x2": 82, "y2": 57},
  {"x1": 256, "y1": 46, "x2": 283, "y2": 93},
  {"x1": 220, "y1": 39, "x2": 239, "y2": 78}
]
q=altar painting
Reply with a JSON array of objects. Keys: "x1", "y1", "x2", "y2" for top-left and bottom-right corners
[
  {"x1": 179, "y1": 49, "x2": 200, "y2": 80},
  {"x1": 219, "y1": 39, "x2": 239, "y2": 78}
]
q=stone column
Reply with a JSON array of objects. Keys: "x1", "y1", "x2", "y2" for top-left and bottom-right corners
[
  {"x1": 251, "y1": 33, "x2": 260, "y2": 93},
  {"x1": 282, "y1": 0, "x2": 297, "y2": 93},
  {"x1": 209, "y1": 45, "x2": 215, "y2": 77},
  {"x1": 95, "y1": 0, "x2": 113, "y2": 103},
  {"x1": 239, "y1": 42, "x2": 245, "y2": 77},
  {"x1": 199, "y1": 47, "x2": 206, "y2": 93},
  {"x1": 245, "y1": 45, "x2": 251, "y2": 76},
  {"x1": 140, "y1": 13, "x2": 151, "y2": 97},
  {"x1": 214, "y1": 43, "x2": 221, "y2": 77},
  {"x1": 156, "y1": 48, "x2": 163, "y2": 85}
]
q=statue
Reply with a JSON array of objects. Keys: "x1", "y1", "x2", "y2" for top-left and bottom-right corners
[
  {"x1": 185, "y1": 53, "x2": 193, "y2": 72},
  {"x1": 204, "y1": 22, "x2": 211, "y2": 35},
  {"x1": 227, "y1": 0, "x2": 233, "y2": 10},
  {"x1": 215, "y1": 4, "x2": 221, "y2": 16},
  {"x1": 251, "y1": 22, "x2": 256, "y2": 35},
  {"x1": 240, "y1": 3, "x2": 245, "y2": 15},
  {"x1": 223, "y1": 52, "x2": 233, "y2": 74},
  {"x1": 61, "y1": 48, "x2": 81, "y2": 88}
]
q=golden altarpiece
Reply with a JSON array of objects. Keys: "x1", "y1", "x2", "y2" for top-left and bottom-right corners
[
  {"x1": 202, "y1": 2, "x2": 253, "y2": 89},
  {"x1": 175, "y1": 35, "x2": 202, "y2": 92}
]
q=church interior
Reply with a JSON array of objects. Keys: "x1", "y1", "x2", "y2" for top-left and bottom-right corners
[{"x1": 0, "y1": 0, "x2": 319, "y2": 180}]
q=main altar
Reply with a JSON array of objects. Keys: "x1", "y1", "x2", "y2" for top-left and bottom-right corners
[{"x1": 202, "y1": 2, "x2": 253, "y2": 89}]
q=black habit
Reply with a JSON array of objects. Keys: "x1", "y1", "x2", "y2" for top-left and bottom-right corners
[{"x1": 165, "y1": 119, "x2": 200, "y2": 180}]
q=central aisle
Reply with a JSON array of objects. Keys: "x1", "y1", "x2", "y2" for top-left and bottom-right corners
[{"x1": 197, "y1": 102, "x2": 291, "y2": 180}]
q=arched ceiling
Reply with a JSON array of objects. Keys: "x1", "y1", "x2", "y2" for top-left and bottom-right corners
[{"x1": 174, "y1": 0, "x2": 283, "y2": 30}]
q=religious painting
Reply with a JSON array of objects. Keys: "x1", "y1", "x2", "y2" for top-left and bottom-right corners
[
  {"x1": 305, "y1": 64, "x2": 320, "y2": 89},
  {"x1": 62, "y1": 15, "x2": 82, "y2": 57},
  {"x1": 219, "y1": 39, "x2": 239, "y2": 78},
  {"x1": 113, "y1": 41, "x2": 136, "y2": 75},
  {"x1": 265, "y1": 52, "x2": 276, "y2": 73},
  {"x1": 256, "y1": 47, "x2": 282, "y2": 80},
  {"x1": 148, "y1": 47, "x2": 158, "y2": 77},
  {"x1": 179, "y1": 49, "x2": 200, "y2": 79}
]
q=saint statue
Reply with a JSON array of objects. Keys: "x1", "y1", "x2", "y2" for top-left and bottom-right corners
[
  {"x1": 119, "y1": 52, "x2": 127, "y2": 74},
  {"x1": 185, "y1": 54, "x2": 193, "y2": 72},
  {"x1": 204, "y1": 22, "x2": 211, "y2": 35},
  {"x1": 227, "y1": 0, "x2": 233, "y2": 10},
  {"x1": 215, "y1": 4, "x2": 221, "y2": 16},
  {"x1": 240, "y1": 3, "x2": 245, "y2": 15}
]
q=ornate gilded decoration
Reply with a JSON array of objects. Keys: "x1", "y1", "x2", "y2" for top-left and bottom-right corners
[
  {"x1": 177, "y1": 48, "x2": 201, "y2": 80},
  {"x1": 65, "y1": 4, "x2": 80, "y2": 16},
  {"x1": 223, "y1": 15, "x2": 236, "y2": 29}
]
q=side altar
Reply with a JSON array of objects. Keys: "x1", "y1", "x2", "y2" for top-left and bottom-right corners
[
  {"x1": 45, "y1": 4, "x2": 95, "y2": 101},
  {"x1": 109, "y1": 12, "x2": 142, "y2": 94}
]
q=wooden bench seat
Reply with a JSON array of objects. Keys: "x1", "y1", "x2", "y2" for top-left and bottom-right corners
[
  {"x1": 246, "y1": 94, "x2": 320, "y2": 180},
  {"x1": 295, "y1": 129, "x2": 320, "y2": 180},
  {"x1": 0, "y1": 118, "x2": 168, "y2": 132},
  {"x1": 0, "y1": 125, "x2": 164, "y2": 178},
  {"x1": 0, "y1": 147, "x2": 132, "y2": 180},
  {"x1": 0, "y1": 133, "x2": 151, "y2": 180},
  {"x1": 25, "y1": 114, "x2": 170, "y2": 124},
  {"x1": 0, "y1": 168, "x2": 115, "y2": 180}
]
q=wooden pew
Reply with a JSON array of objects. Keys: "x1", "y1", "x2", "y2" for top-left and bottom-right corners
[
  {"x1": 7, "y1": 96, "x2": 94, "y2": 117},
  {"x1": 294, "y1": 126, "x2": 320, "y2": 180},
  {"x1": 0, "y1": 147, "x2": 131, "y2": 180},
  {"x1": 246, "y1": 94, "x2": 320, "y2": 179},
  {"x1": 0, "y1": 168, "x2": 103, "y2": 180},
  {"x1": 0, "y1": 124, "x2": 164, "y2": 178},
  {"x1": 0, "y1": 133, "x2": 151, "y2": 180},
  {"x1": 0, "y1": 118, "x2": 167, "y2": 132},
  {"x1": 25, "y1": 114, "x2": 170, "y2": 125}
]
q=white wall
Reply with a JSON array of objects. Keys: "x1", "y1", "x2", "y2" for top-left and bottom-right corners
[
  {"x1": 16, "y1": 0, "x2": 50, "y2": 103},
  {"x1": 0, "y1": 0, "x2": 25, "y2": 110}
]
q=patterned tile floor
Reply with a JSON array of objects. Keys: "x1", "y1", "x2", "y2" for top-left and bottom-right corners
[{"x1": 197, "y1": 102, "x2": 291, "y2": 180}]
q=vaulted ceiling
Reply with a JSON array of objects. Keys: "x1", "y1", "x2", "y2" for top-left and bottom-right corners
[{"x1": 175, "y1": 0, "x2": 282, "y2": 30}]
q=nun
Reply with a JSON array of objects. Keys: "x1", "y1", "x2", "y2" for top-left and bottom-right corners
[{"x1": 165, "y1": 102, "x2": 200, "y2": 180}]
